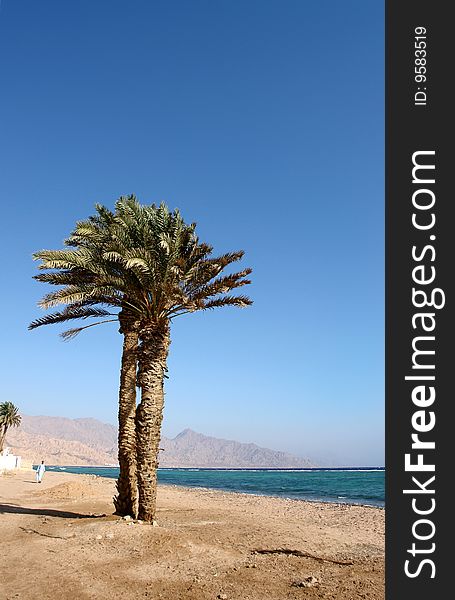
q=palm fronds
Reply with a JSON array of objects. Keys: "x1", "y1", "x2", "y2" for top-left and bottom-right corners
[{"x1": 31, "y1": 196, "x2": 253, "y2": 336}]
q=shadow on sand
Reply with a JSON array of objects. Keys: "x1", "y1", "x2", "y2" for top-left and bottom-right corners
[{"x1": 0, "y1": 503, "x2": 104, "y2": 519}]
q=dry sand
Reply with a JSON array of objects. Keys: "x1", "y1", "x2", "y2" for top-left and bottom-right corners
[{"x1": 0, "y1": 470, "x2": 384, "y2": 600}]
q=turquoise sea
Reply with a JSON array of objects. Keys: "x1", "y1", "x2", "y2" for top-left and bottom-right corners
[{"x1": 46, "y1": 466, "x2": 385, "y2": 507}]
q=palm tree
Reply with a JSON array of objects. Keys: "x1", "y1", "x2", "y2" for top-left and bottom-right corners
[
  {"x1": 127, "y1": 205, "x2": 252, "y2": 522},
  {"x1": 30, "y1": 203, "x2": 141, "y2": 517},
  {"x1": 31, "y1": 197, "x2": 252, "y2": 522},
  {"x1": 0, "y1": 402, "x2": 22, "y2": 452}
]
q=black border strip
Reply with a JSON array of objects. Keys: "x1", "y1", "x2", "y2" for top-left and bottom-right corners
[{"x1": 386, "y1": 1, "x2": 451, "y2": 595}]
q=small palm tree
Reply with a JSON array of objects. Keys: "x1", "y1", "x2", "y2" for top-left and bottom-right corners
[
  {"x1": 0, "y1": 402, "x2": 22, "y2": 452},
  {"x1": 31, "y1": 197, "x2": 252, "y2": 522}
]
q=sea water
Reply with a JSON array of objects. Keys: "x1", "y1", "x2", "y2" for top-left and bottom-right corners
[{"x1": 46, "y1": 466, "x2": 385, "y2": 507}]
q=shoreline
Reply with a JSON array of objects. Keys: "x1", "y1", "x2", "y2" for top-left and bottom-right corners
[
  {"x1": 157, "y1": 482, "x2": 385, "y2": 510},
  {"x1": 44, "y1": 465, "x2": 385, "y2": 509}
]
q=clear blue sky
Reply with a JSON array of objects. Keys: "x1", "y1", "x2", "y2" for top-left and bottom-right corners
[{"x1": 0, "y1": 1, "x2": 384, "y2": 466}]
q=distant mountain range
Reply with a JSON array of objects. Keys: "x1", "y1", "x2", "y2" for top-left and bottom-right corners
[{"x1": 6, "y1": 415, "x2": 313, "y2": 468}]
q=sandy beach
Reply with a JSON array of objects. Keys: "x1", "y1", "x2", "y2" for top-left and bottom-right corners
[{"x1": 0, "y1": 470, "x2": 384, "y2": 599}]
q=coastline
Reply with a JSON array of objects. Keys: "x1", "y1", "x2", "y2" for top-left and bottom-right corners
[
  {"x1": 45, "y1": 464, "x2": 385, "y2": 508},
  {"x1": 1, "y1": 470, "x2": 384, "y2": 599},
  {"x1": 158, "y1": 483, "x2": 385, "y2": 510}
]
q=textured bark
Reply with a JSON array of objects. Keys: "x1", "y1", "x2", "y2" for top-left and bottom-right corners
[
  {"x1": 113, "y1": 315, "x2": 140, "y2": 518},
  {"x1": 0, "y1": 425, "x2": 6, "y2": 453},
  {"x1": 136, "y1": 322, "x2": 170, "y2": 522}
]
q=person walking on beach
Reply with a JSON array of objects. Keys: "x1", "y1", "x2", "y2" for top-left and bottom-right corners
[{"x1": 35, "y1": 460, "x2": 45, "y2": 483}]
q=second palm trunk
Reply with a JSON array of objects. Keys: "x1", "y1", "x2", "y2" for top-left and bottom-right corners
[
  {"x1": 114, "y1": 322, "x2": 139, "y2": 518},
  {"x1": 136, "y1": 323, "x2": 170, "y2": 522}
]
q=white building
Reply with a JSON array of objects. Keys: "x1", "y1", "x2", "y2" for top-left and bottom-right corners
[{"x1": 0, "y1": 447, "x2": 22, "y2": 472}]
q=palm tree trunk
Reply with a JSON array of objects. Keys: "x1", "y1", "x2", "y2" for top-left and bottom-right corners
[
  {"x1": 113, "y1": 322, "x2": 139, "y2": 518},
  {"x1": 136, "y1": 323, "x2": 170, "y2": 522},
  {"x1": 0, "y1": 425, "x2": 6, "y2": 453}
]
